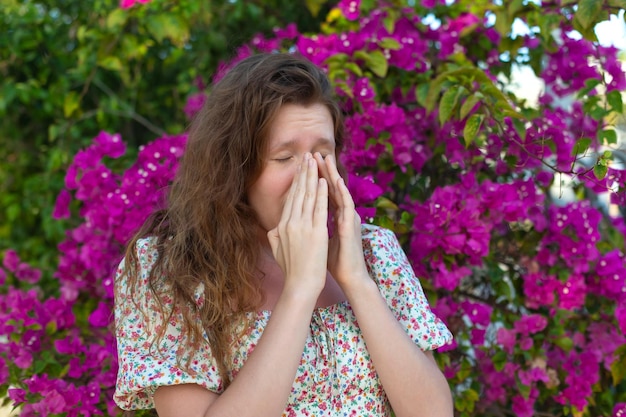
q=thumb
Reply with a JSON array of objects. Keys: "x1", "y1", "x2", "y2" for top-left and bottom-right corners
[{"x1": 267, "y1": 228, "x2": 280, "y2": 260}]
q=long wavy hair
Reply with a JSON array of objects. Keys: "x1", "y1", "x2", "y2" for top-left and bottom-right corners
[{"x1": 120, "y1": 52, "x2": 346, "y2": 388}]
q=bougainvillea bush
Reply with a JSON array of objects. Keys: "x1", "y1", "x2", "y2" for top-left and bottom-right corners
[{"x1": 2, "y1": 0, "x2": 626, "y2": 416}]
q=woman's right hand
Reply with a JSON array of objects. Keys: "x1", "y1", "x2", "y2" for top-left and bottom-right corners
[{"x1": 267, "y1": 153, "x2": 329, "y2": 298}]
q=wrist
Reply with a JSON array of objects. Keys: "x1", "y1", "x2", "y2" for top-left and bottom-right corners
[
  {"x1": 339, "y1": 270, "x2": 378, "y2": 300},
  {"x1": 278, "y1": 283, "x2": 321, "y2": 310}
]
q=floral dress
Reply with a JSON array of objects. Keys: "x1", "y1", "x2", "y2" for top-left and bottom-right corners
[{"x1": 114, "y1": 224, "x2": 453, "y2": 416}]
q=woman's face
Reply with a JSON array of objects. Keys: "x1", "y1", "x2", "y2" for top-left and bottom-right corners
[{"x1": 248, "y1": 102, "x2": 336, "y2": 238}]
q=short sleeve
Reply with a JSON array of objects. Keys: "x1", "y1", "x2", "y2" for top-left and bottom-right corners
[
  {"x1": 361, "y1": 224, "x2": 453, "y2": 350},
  {"x1": 113, "y1": 237, "x2": 223, "y2": 410}
]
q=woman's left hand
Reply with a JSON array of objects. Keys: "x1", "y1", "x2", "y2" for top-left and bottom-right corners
[{"x1": 314, "y1": 153, "x2": 370, "y2": 289}]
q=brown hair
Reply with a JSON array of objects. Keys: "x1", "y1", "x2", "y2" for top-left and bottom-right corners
[{"x1": 120, "y1": 52, "x2": 345, "y2": 388}]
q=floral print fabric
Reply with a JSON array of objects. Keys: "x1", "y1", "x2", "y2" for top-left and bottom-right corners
[{"x1": 114, "y1": 224, "x2": 453, "y2": 416}]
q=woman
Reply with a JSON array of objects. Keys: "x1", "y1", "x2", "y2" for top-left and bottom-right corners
[{"x1": 114, "y1": 52, "x2": 453, "y2": 417}]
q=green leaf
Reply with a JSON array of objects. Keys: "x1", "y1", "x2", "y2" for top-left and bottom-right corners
[
  {"x1": 97, "y1": 55, "x2": 123, "y2": 72},
  {"x1": 376, "y1": 197, "x2": 398, "y2": 210},
  {"x1": 571, "y1": 137, "x2": 592, "y2": 156},
  {"x1": 594, "y1": 164, "x2": 608, "y2": 180},
  {"x1": 460, "y1": 93, "x2": 481, "y2": 120},
  {"x1": 600, "y1": 129, "x2": 618, "y2": 145},
  {"x1": 608, "y1": 0, "x2": 626, "y2": 9},
  {"x1": 344, "y1": 62, "x2": 363, "y2": 77},
  {"x1": 106, "y1": 8, "x2": 128, "y2": 30},
  {"x1": 492, "y1": 350, "x2": 508, "y2": 371},
  {"x1": 494, "y1": 9, "x2": 510, "y2": 36},
  {"x1": 145, "y1": 14, "x2": 190, "y2": 46},
  {"x1": 611, "y1": 344, "x2": 626, "y2": 385},
  {"x1": 415, "y1": 84, "x2": 429, "y2": 108},
  {"x1": 576, "y1": 78, "x2": 601, "y2": 98},
  {"x1": 607, "y1": 89, "x2": 624, "y2": 114},
  {"x1": 438, "y1": 85, "x2": 464, "y2": 125},
  {"x1": 575, "y1": 0, "x2": 602, "y2": 30},
  {"x1": 383, "y1": 9, "x2": 398, "y2": 33},
  {"x1": 507, "y1": 0, "x2": 524, "y2": 16},
  {"x1": 554, "y1": 336, "x2": 574, "y2": 352},
  {"x1": 354, "y1": 50, "x2": 388, "y2": 78},
  {"x1": 516, "y1": 376, "x2": 532, "y2": 399},
  {"x1": 305, "y1": 0, "x2": 327, "y2": 16},
  {"x1": 379, "y1": 37, "x2": 401, "y2": 50},
  {"x1": 463, "y1": 114, "x2": 484, "y2": 147},
  {"x1": 425, "y1": 79, "x2": 446, "y2": 113},
  {"x1": 63, "y1": 91, "x2": 80, "y2": 117}
]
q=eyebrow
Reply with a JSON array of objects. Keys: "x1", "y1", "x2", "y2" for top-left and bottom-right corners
[{"x1": 269, "y1": 137, "x2": 335, "y2": 152}]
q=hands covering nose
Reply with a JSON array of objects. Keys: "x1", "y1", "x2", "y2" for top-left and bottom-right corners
[{"x1": 267, "y1": 152, "x2": 369, "y2": 298}]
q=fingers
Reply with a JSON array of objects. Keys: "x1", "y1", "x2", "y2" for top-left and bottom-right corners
[
  {"x1": 287, "y1": 154, "x2": 311, "y2": 221},
  {"x1": 281, "y1": 153, "x2": 326, "y2": 223},
  {"x1": 314, "y1": 178, "x2": 328, "y2": 227},
  {"x1": 315, "y1": 152, "x2": 345, "y2": 209},
  {"x1": 267, "y1": 227, "x2": 281, "y2": 260},
  {"x1": 301, "y1": 156, "x2": 320, "y2": 221},
  {"x1": 337, "y1": 176, "x2": 357, "y2": 223},
  {"x1": 280, "y1": 161, "x2": 301, "y2": 220}
]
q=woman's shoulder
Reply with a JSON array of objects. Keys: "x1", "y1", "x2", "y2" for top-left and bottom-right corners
[{"x1": 115, "y1": 236, "x2": 160, "y2": 290}]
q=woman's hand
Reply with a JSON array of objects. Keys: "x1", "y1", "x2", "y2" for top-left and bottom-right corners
[
  {"x1": 314, "y1": 153, "x2": 370, "y2": 290},
  {"x1": 267, "y1": 153, "x2": 329, "y2": 298}
]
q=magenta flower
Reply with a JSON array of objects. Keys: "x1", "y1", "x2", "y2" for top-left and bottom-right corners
[
  {"x1": 2, "y1": 249, "x2": 19, "y2": 272},
  {"x1": 52, "y1": 189, "x2": 72, "y2": 219},
  {"x1": 614, "y1": 403, "x2": 626, "y2": 417},
  {"x1": 88, "y1": 301, "x2": 112, "y2": 328},
  {"x1": 512, "y1": 387, "x2": 539, "y2": 417},
  {"x1": 15, "y1": 262, "x2": 42, "y2": 284},
  {"x1": 8, "y1": 388, "x2": 25, "y2": 404},
  {"x1": 184, "y1": 92, "x2": 207, "y2": 120},
  {"x1": 120, "y1": 0, "x2": 150, "y2": 8},
  {"x1": 514, "y1": 314, "x2": 548, "y2": 335},
  {"x1": 497, "y1": 327, "x2": 517, "y2": 354},
  {"x1": 337, "y1": 0, "x2": 360, "y2": 20}
]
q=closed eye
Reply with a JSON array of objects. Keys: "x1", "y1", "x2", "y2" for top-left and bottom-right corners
[{"x1": 273, "y1": 157, "x2": 293, "y2": 163}]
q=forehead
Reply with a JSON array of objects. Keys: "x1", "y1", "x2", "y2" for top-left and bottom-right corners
[{"x1": 267, "y1": 103, "x2": 335, "y2": 150}]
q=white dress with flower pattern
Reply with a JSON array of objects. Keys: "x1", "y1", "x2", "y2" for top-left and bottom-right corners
[{"x1": 114, "y1": 224, "x2": 453, "y2": 416}]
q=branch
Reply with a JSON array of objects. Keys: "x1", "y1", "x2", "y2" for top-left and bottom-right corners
[{"x1": 93, "y1": 77, "x2": 167, "y2": 136}]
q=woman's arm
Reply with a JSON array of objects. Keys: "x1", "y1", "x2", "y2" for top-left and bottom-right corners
[
  {"x1": 342, "y1": 278, "x2": 454, "y2": 417},
  {"x1": 154, "y1": 290, "x2": 320, "y2": 417},
  {"x1": 315, "y1": 152, "x2": 453, "y2": 417},
  {"x1": 154, "y1": 154, "x2": 329, "y2": 417}
]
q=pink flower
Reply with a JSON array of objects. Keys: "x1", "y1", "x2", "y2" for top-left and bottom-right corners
[
  {"x1": 2, "y1": 249, "x2": 19, "y2": 272},
  {"x1": 514, "y1": 314, "x2": 548, "y2": 335},
  {"x1": 88, "y1": 301, "x2": 112, "y2": 328},
  {"x1": 184, "y1": 92, "x2": 207, "y2": 120},
  {"x1": 120, "y1": 0, "x2": 150, "y2": 8},
  {"x1": 512, "y1": 388, "x2": 539, "y2": 417},
  {"x1": 15, "y1": 262, "x2": 42, "y2": 284},
  {"x1": 497, "y1": 327, "x2": 517, "y2": 354},
  {"x1": 53, "y1": 189, "x2": 72, "y2": 219},
  {"x1": 8, "y1": 388, "x2": 26, "y2": 404},
  {"x1": 338, "y1": 0, "x2": 360, "y2": 20}
]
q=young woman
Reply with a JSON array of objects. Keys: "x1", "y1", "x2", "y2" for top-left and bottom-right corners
[{"x1": 114, "y1": 53, "x2": 453, "y2": 417}]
